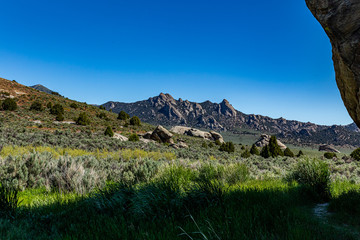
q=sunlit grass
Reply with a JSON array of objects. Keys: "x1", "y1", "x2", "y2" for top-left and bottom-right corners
[{"x1": 0, "y1": 145, "x2": 176, "y2": 161}]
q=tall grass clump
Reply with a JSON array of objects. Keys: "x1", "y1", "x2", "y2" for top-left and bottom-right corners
[
  {"x1": 0, "y1": 185, "x2": 21, "y2": 218},
  {"x1": 287, "y1": 158, "x2": 331, "y2": 201},
  {"x1": 197, "y1": 163, "x2": 249, "y2": 186}
]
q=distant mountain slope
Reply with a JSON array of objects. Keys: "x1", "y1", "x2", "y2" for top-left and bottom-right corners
[
  {"x1": 30, "y1": 84, "x2": 54, "y2": 94},
  {"x1": 102, "y1": 93, "x2": 360, "y2": 147}
]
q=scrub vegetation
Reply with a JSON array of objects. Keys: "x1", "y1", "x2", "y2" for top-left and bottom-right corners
[{"x1": 1, "y1": 78, "x2": 360, "y2": 239}]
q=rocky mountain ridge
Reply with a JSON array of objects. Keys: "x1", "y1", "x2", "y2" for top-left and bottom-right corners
[{"x1": 102, "y1": 93, "x2": 360, "y2": 147}]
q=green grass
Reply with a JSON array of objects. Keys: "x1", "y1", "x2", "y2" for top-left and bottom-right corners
[
  {"x1": 0, "y1": 179, "x2": 357, "y2": 239},
  {"x1": 0, "y1": 162, "x2": 359, "y2": 239}
]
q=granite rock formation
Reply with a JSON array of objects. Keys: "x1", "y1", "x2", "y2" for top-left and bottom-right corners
[{"x1": 306, "y1": 0, "x2": 360, "y2": 127}]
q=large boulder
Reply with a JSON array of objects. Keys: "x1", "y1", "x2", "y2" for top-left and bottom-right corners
[
  {"x1": 209, "y1": 131, "x2": 225, "y2": 144},
  {"x1": 170, "y1": 126, "x2": 224, "y2": 143},
  {"x1": 319, "y1": 144, "x2": 340, "y2": 153},
  {"x1": 306, "y1": 0, "x2": 360, "y2": 128},
  {"x1": 254, "y1": 134, "x2": 287, "y2": 150},
  {"x1": 151, "y1": 125, "x2": 174, "y2": 144}
]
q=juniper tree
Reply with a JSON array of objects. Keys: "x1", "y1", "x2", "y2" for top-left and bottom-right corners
[
  {"x1": 76, "y1": 112, "x2": 90, "y2": 126},
  {"x1": 130, "y1": 116, "x2": 141, "y2": 126},
  {"x1": 50, "y1": 104, "x2": 64, "y2": 115},
  {"x1": 56, "y1": 113, "x2": 64, "y2": 121},
  {"x1": 260, "y1": 145, "x2": 271, "y2": 158},
  {"x1": 2, "y1": 98, "x2": 17, "y2": 111},
  {"x1": 268, "y1": 136, "x2": 283, "y2": 157},
  {"x1": 241, "y1": 149, "x2": 251, "y2": 158},
  {"x1": 128, "y1": 133, "x2": 139, "y2": 142},
  {"x1": 104, "y1": 126, "x2": 114, "y2": 137},
  {"x1": 219, "y1": 142, "x2": 235, "y2": 153},
  {"x1": 284, "y1": 147, "x2": 295, "y2": 157},
  {"x1": 250, "y1": 144, "x2": 260, "y2": 155},
  {"x1": 118, "y1": 111, "x2": 130, "y2": 120},
  {"x1": 297, "y1": 150, "x2": 304, "y2": 157},
  {"x1": 30, "y1": 101, "x2": 43, "y2": 111}
]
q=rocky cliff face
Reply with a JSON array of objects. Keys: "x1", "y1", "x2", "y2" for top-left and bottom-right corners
[{"x1": 306, "y1": 0, "x2": 360, "y2": 127}]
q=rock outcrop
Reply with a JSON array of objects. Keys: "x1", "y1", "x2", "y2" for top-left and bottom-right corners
[
  {"x1": 319, "y1": 144, "x2": 340, "y2": 153},
  {"x1": 145, "y1": 125, "x2": 174, "y2": 144},
  {"x1": 170, "y1": 126, "x2": 225, "y2": 143},
  {"x1": 306, "y1": 0, "x2": 360, "y2": 127},
  {"x1": 254, "y1": 134, "x2": 287, "y2": 150},
  {"x1": 113, "y1": 133, "x2": 128, "y2": 141}
]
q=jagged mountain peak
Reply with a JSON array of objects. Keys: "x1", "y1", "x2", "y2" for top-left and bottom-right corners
[{"x1": 219, "y1": 99, "x2": 237, "y2": 117}]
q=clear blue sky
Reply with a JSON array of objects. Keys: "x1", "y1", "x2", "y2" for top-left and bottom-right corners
[{"x1": 0, "y1": 0, "x2": 352, "y2": 125}]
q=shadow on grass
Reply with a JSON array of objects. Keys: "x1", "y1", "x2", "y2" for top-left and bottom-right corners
[
  {"x1": 0, "y1": 182, "x2": 355, "y2": 239},
  {"x1": 0, "y1": 181, "x2": 358, "y2": 240},
  {"x1": 329, "y1": 190, "x2": 360, "y2": 230}
]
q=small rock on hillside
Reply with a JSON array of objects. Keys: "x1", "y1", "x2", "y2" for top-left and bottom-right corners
[
  {"x1": 255, "y1": 134, "x2": 287, "y2": 150},
  {"x1": 113, "y1": 133, "x2": 129, "y2": 141}
]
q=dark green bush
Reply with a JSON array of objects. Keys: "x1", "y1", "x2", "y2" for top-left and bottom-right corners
[
  {"x1": 284, "y1": 148, "x2": 295, "y2": 157},
  {"x1": 129, "y1": 133, "x2": 139, "y2": 142},
  {"x1": 50, "y1": 104, "x2": 64, "y2": 115},
  {"x1": 29, "y1": 101, "x2": 43, "y2": 111},
  {"x1": 208, "y1": 142, "x2": 214, "y2": 148},
  {"x1": 51, "y1": 91, "x2": 61, "y2": 97},
  {"x1": 97, "y1": 112, "x2": 108, "y2": 120},
  {"x1": 241, "y1": 149, "x2": 251, "y2": 158},
  {"x1": 70, "y1": 103, "x2": 78, "y2": 109},
  {"x1": 130, "y1": 116, "x2": 141, "y2": 126},
  {"x1": 324, "y1": 152, "x2": 336, "y2": 159},
  {"x1": 297, "y1": 150, "x2": 304, "y2": 157},
  {"x1": 76, "y1": 112, "x2": 90, "y2": 126},
  {"x1": 260, "y1": 145, "x2": 271, "y2": 158},
  {"x1": 47, "y1": 102, "x2": 53, "y2": 109},
  {"x1": 250, "y1": 144, "x2": 259, "y2": 155},
  {"x1": 350, "y1": 148, "x2": 360, "y2": 161},
  {"x1": 118, "y1": 111, "x2": 130, "y2": 120},
  {"x1": 288, "y1": 158, "x2": 331, "y2": 201},
  {"x1": 99, "y1": 106, "x2": 106, "y2": 110},
  {"x1": 2, "y1": 98, "x2": 17, "y2": 111},
  {"x1": 56, "y1": 113, "x2": 64, "y2": 121},
  {"x1": 219, "y1": 142, "x2": 235, "y2": 153},
  {"x1": 104, "y1": 126, "x2": 114, "y2": 137},
  {"x1": 201, "y1": 142, "x2": 208, "y2": 149},
  {"x1": 214, "y1": 139, "x2": 221, "y2": 146}
]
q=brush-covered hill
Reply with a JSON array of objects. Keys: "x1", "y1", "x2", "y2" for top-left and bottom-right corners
[
  {"x1": 102, "y1": 93, "x2": 360, "y2": 147},
  {"x1": 0, "y1": 77, "x2": 157, "y2": 151},
  {"x1": 0, "y1": 77, "x2": 232, "y2": 157}
]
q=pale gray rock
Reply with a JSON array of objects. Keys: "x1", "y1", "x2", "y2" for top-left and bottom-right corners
[
  {"x1": 113, "y1": 133, "x2": 128, "y2": 141},
  {"x1": 209, "y1": 131, "x2": 225, "y2": 144},
  {"x1": 319, "y1": 144, "x2": 340, "y2": 153},
  {"x1": 170, "y1": 126, "x2": 224, "y2": 143}
]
